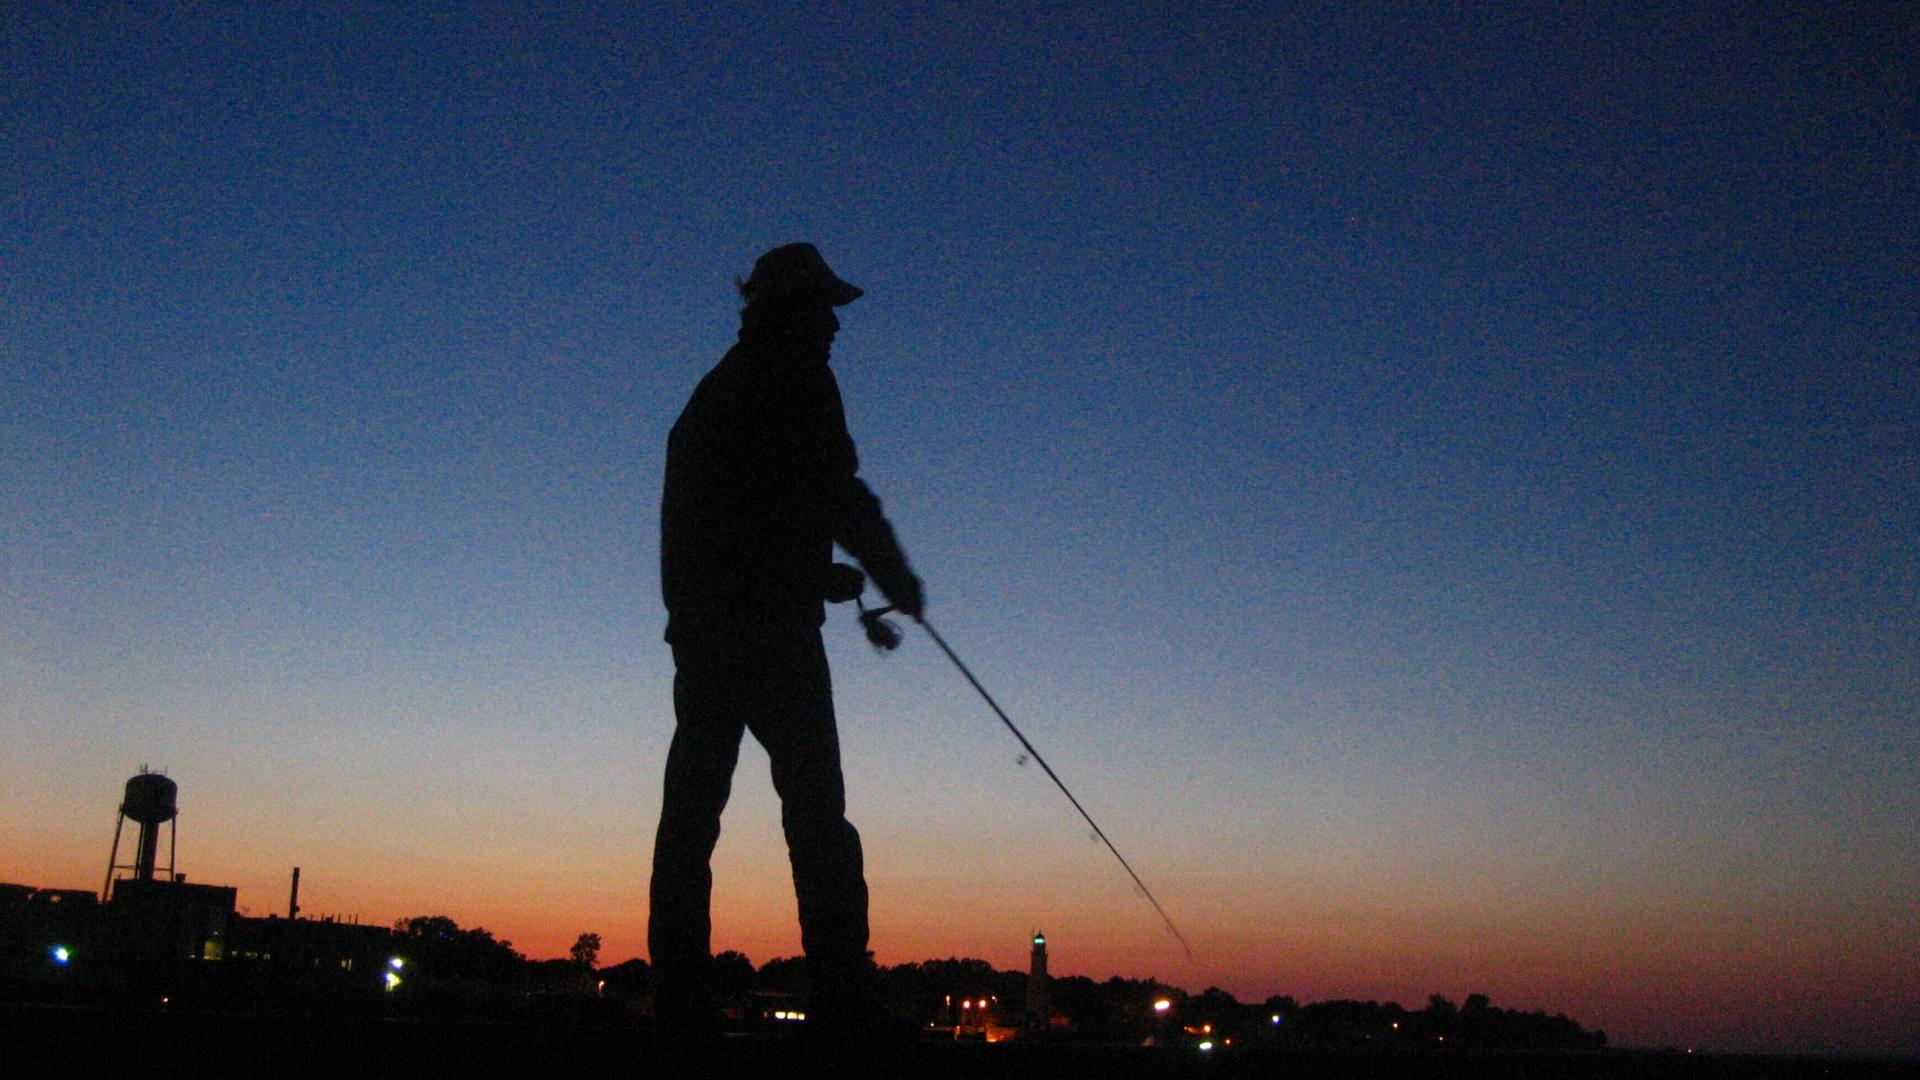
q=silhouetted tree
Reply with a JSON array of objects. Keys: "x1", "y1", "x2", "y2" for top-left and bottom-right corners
[
  {"x1": 1272, "y1": 992, "x2": 1602, "y2": 1050},
  {"x1": 756, "y1": 954, "x2": 808, "y2": 994},
  {"x1": 875, "y1": 957, "x2": 1022, "y2": 1028},
  {"x1": 569, "y1": 932, "x2": 601, "y2": 969},
  {"x1": 598, "y1": 956, "x2": 650, "y2": 997},
  {"x1": 713, "y1": 950, "x2": 754, "y2": 1005},
  {"x1": 391, "y1": 914, "x2": 524, "y2": 982},
  {"x1": 855, "y1": 958, "x2": 1603, "y2": 1050},
  {"x1": 1191, "y1": 985, "x2": 1244, "y2": 1034}
]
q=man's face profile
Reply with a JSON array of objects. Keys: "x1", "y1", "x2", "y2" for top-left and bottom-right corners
[{"x1": 784, "y1": 298, "x2": 841, "y2": 350}]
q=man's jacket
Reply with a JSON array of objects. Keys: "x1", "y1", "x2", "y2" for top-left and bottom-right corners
[{"x1": 661, "y1": 327, "x2": 911, "y2": 644}]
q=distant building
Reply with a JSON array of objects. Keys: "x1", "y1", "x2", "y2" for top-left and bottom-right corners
[
  {"x1": 104, "y1": 877, "x2": 237, "y2": 963},
  {"x1": 0, "y1": 769, "x2": 398, "y2": 1003},
  {"x1": 0, "y1": 883, "x2": 98, "y2": 978},
  {"x1": 229, "y1": 912, "x2": 395, "y2": 976}
]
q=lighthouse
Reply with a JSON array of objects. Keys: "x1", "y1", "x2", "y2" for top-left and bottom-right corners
[{"x1": 1025, "y1": 930, "x2": 1051, "y2": 1033}]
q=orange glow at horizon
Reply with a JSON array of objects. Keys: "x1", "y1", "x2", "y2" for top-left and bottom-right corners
[{"x1": 8, "y1": 793, "x2": 1919, "y2": 1058}]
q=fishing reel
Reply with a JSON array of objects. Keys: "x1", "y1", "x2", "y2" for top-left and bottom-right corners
[
  {"x1": 829, "y1": 561, "x2": 905, "y2": 652},
  {"x1": 856, "y1": 597, "x2": 903, "y2": 652}
]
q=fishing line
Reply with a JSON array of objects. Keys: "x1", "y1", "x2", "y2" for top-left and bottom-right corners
[{"x1": 860, "y1": 600, "x2": 1193, "y2": 958}]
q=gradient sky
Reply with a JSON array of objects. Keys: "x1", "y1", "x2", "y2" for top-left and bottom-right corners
[{"x1": 4, "y1": 3, "x2": 1916, "y2": 1057}]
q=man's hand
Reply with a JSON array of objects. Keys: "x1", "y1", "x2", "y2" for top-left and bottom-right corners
[
  {"x1": 879, "y1": 569, "x2": 924, "y2": 621},
  {"x1": 823, "y1": 563, "x2": 866, "y2": 604}
]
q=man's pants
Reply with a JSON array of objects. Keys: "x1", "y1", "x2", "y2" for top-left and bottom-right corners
[{"x1": 647, "y1": 630, "x2": 871, "y2": 1031}]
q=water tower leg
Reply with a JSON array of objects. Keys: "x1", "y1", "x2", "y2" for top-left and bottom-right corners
[{"x1": 104, "y1": 811, "x2": 127, "y2": 897}]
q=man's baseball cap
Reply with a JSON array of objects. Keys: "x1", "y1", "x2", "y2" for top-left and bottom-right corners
[{"x1": 740, "y1": 243, "x2": 864, "y2": 306}]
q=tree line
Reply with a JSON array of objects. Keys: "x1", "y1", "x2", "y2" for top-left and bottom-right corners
[{"x1": 389, "y1": 915, "x2": 1603, "y2": 1049}]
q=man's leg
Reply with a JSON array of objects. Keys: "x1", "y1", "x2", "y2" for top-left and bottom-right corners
[
  {"x1": 747, "y1": 633, "x2": 873, "y2": 1038},
  {"x1": 648, "y1": 646, "x2": 748, "y2": 1036}
]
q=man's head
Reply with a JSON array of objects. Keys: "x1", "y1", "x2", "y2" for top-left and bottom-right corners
[
  {"x1": 737, "y1": 244, "x2": 861, "y2": 353},
  {"x1": 738, "y1": 243, "x2": 863, "y2": 309}
]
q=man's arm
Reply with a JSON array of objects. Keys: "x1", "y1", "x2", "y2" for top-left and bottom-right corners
[
  {"x1": 832, "y1": 477, "x2": 923, "y2": 618},
  {"x1": 806, "y1": 370, "x2": 924, "y2": 618}
]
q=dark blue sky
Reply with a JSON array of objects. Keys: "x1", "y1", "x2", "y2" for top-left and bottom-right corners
[{"x1": 4, "y1": 3, "x2": 1916, "y2": 1054}]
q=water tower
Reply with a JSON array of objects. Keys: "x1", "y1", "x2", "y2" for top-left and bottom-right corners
[{"x1": 103, "y1": 768, "x2": 178, "y2": 897}]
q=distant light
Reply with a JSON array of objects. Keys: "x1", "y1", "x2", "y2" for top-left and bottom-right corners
[
  {"x1": 1202, "y1": 1024, "x2": 1212, "y2": 1034},
  {"x1": 1033, "y1": 935, "x2": 1044, "y2": 945},
  {"x1": 384, "y1": 971, "x2": 402, "y2": 990},
  {"x1": 388, "y1": 957, "x2": 405, "y2": 970},
  {"x1": 775, "y1": 1011, "x2": 788, "y2": 1020},
  {"x1": 1271, "y1": 1014, "x2": 1281, "y2": 1024},
  {"x1": 51, "y1": 946, "x2": 70, "y2": 964},
  {"x1": 1153, "y1": 999, "x2": 1171, "y2": 1013},
  {"x1": 1198, "y1": 1041, "x2": 1214, "y2": 1052}
]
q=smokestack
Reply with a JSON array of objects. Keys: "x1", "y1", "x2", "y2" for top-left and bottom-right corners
[{"x1": 289, "y1": 867, "x2": 301, "y2": 920}]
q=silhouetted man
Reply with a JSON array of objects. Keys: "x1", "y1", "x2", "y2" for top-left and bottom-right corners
[{"x1": 650, "y1": 243, "x2": 923, "y2": 1042}]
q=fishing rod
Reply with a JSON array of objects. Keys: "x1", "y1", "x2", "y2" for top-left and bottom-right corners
[{"x1": 858, "y1": 598, "x2": 1194, "y2": 959}]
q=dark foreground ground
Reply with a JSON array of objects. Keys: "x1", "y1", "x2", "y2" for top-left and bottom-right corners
[{"x1": 4, "y1": 1004, "x2": 1914, "y2": 1080}]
